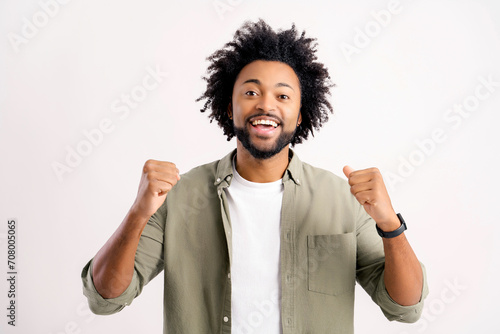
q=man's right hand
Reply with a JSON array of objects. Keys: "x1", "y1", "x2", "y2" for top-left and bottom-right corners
[{"x1": 130, "y1": 159, "x2": 180, "y2": 221}]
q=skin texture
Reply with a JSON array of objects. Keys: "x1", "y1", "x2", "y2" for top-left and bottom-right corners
[
  {"x1": 229, "y1": 60, "x2": 302, "y2": 183},
  {"x1": 92, "y1": 60, "x2": 423, "y2": 307},
  {"x1": 343, "y1": 166, "x2": 423, "y2": 305},
  {"x1": 92, "y1": 160, "x2": 180, "y2": 298},
  {"x1": 197, "y1": 20, "x2": 333, "y2": 147}
]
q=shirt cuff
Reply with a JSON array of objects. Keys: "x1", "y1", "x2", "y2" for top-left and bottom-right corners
[
  {"x1": 375, "y1": 262, "x2": 429, "y2": 323},
  {"x1": 81, "y1": 259, "x2": 140, "y2": 315}
]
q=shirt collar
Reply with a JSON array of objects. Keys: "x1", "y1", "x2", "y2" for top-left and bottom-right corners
[
  {"x1": 214, "y1": 148, "x2": 302, "y2": 188},
  {"x1": 214, "y1": 150, "x2": 236, "y2": 188},
  {"x1": 284, "y1": 149, "x2": 302, "y2": 186}
]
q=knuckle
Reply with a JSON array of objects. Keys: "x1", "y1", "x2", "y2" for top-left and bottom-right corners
[
  {"x1": 163, "y1": 161, "x2": 175, "y2": 168},
  {"x1": 159, "y1": 161, "x2": 177, "y2": 173},
  {"x1": 367, "y1": 172, "x2": 378, "y2": 181},
  {"x1": 144, "y1": 159, "x2": 156, "y2": 171}
]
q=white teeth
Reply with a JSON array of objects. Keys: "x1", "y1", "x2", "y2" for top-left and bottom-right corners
[{"x1": 252, "y1": 119, "x2": 278, "y2": 128}]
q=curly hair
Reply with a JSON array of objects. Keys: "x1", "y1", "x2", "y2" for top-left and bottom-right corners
[{"x1": 197, "y1": 19, "x2": 334, "y2": 146}]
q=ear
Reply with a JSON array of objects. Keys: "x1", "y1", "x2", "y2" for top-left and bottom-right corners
[
  {"x1": 297, "y1": 111, "x2": 302, "y2": 126},
  {"x1": 227, "y1": 102, "x2": 233, "y2": 120}
]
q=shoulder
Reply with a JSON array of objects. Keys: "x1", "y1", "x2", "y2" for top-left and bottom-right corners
[
  {"x1": 288, "y1": 150, "x2": 348, "y2": 192},
  {"x1": 176, "y1": 150, "x2": 234, "y2": 189},
  {"x1": 177, "y1": 150, "x2": 233, "y2": 186},
  {"x1": 162, "y1": 159, "x2": 222, "y2": 213},
  {"x1": 300, "y1": 161, "x2": 349, "y2": 191},
  {"x1": 292, "y1": 159, "x2": 370, "y2": 233},
  {"x1": 167, "y1": 152, "x2": 232, "y2": 200},
  {"x1": 178, "y1": 160, "x2": 219, "y2": 184},
  {"x1": 297, "y1": 160, "x2": 361, "y2": 211}
]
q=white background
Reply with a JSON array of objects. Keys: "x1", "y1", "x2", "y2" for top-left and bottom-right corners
[{"x1": 1, "y1": 0, "x2": 500, "y2": 333}]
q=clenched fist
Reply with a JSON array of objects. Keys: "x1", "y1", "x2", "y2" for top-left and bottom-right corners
[
  {"x1": 343, "y1": 166, "x2": 400, "y2": 231},
  {"x1": 131, "y1": 160, "x2": 180, "y2": 220}
]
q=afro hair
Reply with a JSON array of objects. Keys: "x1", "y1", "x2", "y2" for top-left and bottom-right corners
[{"x1": 197, "y1": 19, "x2": 334, "y2": 146}]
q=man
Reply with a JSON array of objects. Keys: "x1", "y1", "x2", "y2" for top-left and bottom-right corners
[{"x1": 82, "y1": 20, "x2": 428, "y2": 333}]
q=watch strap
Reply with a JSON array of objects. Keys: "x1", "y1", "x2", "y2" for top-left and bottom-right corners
[{"x1": 376, "y1": 213, "x2": 407, "y2": 238}]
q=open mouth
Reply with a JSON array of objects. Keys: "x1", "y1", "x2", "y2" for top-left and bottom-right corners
[
  {"x1": 251, "y1": 119, "x2": 279, "y2": 129},
  {"x1": 248, "y1": 115, "x2": 281, "y2": 135}
]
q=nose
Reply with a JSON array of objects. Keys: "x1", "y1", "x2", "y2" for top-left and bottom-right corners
[{"x1": 255, "y1": 92, "x2": 276, "y2": 112}]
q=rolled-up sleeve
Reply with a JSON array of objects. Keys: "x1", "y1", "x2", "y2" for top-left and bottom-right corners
[
  {"x1": 355, "y1": 203, "x2": 429, "y2": 323},
  {"x1": 81, "y1": 200, "x2": 167, "y2": 315},
  {"x1": 81, "y1": 259, "x2": 142, "y2": 315},
  {"x1": 372, "y1": 262, "x2": 429, "y2": 323}
]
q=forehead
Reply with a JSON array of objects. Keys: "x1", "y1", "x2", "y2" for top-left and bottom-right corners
[{"x1": 234, "y1": 60, "x2": 300, "y2": 89}]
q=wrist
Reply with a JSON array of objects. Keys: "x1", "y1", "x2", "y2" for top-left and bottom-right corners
[
  {"x1": 126, "y1": 206, "x2": 151, "y2": 229},
  {"x1": 129, "y1": 198, "x2": 156, "y2": 220},
  {"x1": 376, "y1": 213, "x2": 400, "y2": 232},
  {"x1": 376, "y1": 213, "x2": 407, "y2": 238}
]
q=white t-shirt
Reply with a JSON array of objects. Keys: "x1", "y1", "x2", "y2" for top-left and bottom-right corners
[{"x1": 225, "y1": 162, "x2": 283, "y2": 334}]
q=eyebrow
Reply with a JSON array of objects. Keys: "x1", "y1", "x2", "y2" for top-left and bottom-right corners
[{"x1": 243, "y1": 79, "x2": 295, "y2": 91}]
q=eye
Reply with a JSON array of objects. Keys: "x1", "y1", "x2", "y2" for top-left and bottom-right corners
[
  {"x1": 245, "y1": 91, "x2": 257, "y2": 96},
  {"x1": 278, "y1": 94, "x2": 289, "y2": 100}
]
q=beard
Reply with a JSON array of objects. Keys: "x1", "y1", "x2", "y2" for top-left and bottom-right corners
[{"x1": 233, "y1": 124, "x2": 296, "y2": 160}]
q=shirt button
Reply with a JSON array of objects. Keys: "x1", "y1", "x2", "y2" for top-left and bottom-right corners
[
  {"x1": 216, "y1": 178, "x2": 221, "y2": 182},
  {"x1": 228, "y1": 273, "x2": 231, "y2": 279},
  {"x1": 223, "y1": 316, "x2": 229, "y2": 322}
]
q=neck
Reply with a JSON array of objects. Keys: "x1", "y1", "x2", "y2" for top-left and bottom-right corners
[{"x1": 235, "y1": 141, "x2": 290, "y2": 183}]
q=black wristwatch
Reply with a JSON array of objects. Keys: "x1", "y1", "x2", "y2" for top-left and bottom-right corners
[{"x1": 376, "y1": 213, "x2": 407, "y2": 238}]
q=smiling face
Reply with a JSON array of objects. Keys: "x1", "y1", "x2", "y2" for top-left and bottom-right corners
[{"x1": 230, "y1": 60, "x2": 302, "y2": 160}]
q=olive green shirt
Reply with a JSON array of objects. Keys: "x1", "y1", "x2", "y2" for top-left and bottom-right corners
[{"x1": 81, "y1": 149, "x2": 428, "y2": 333}]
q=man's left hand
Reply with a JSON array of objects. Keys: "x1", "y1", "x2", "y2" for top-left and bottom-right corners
[{"x1": 343, "y1": 166, "x2": 400, "y2": 231}]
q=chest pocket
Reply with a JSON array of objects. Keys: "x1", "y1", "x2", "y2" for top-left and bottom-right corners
[{"x1": 307, "y1": 233, "x2": 356, "y2": 296}]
